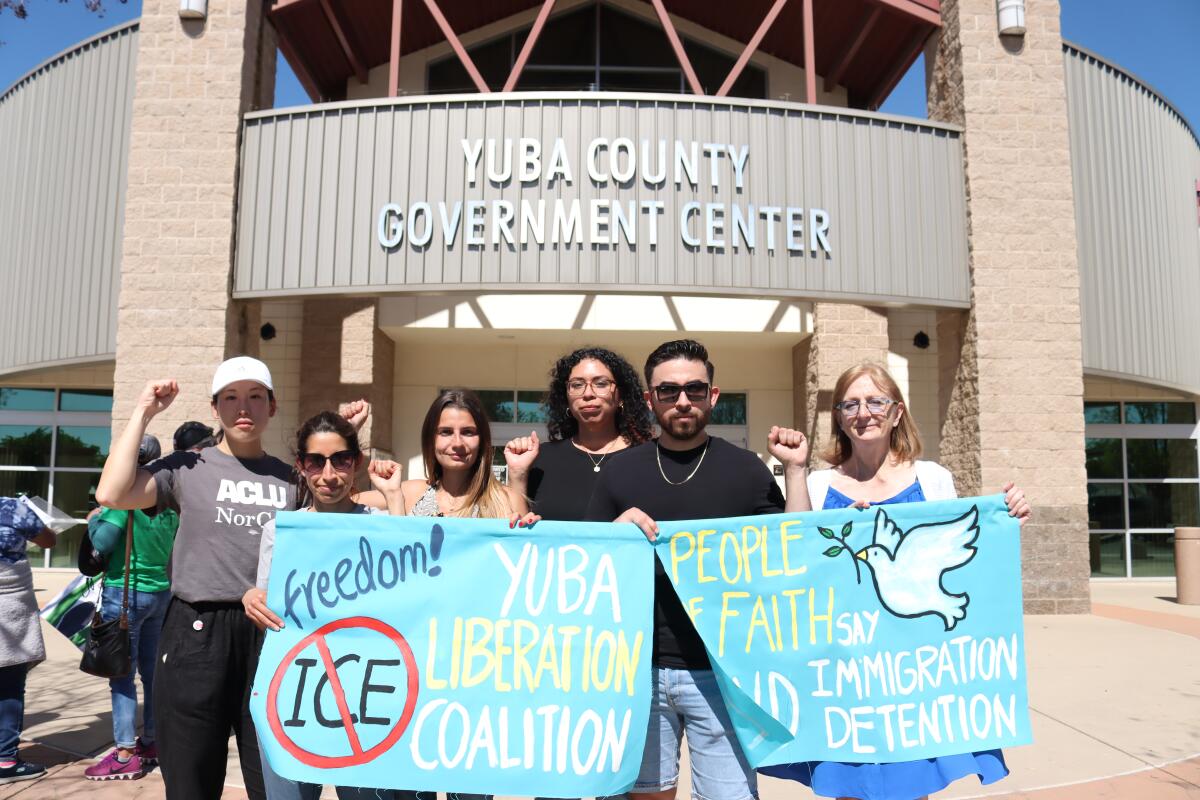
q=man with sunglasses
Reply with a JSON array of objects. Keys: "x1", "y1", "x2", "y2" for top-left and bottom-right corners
[{"x1": 586, "y1": 339, "x2": 810, "y2": 800}]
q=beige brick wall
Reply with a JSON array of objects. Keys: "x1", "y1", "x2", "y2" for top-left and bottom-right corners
[
  {"x1": 887, "y1": 309, "x2": 941, "y2": 461},
  {"x1": 929, "y1": 0, "x2": 1090, "y2": 613},
  {"x1": 799, "y1": 303, "x2": 890, "y2": 467},
  {"x1": 258, "y1": 300, "x2": 304, "y2": 459},
  {"x1": 298, "y1": 299, "x2": 395, "y2": 456},
  {"x1": 111, "y1": 0, "x2": 275, "y2": 444}
]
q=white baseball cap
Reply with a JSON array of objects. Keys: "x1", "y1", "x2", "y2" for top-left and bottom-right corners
[{"x1": 211, "y1": 356, "x2": 274, "y2": 396}]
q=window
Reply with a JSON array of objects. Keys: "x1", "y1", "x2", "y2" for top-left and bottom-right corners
[
  {"x1": 427, "y1": 3, "x2": 767, "y2": 99},
  {"x1": 1084, "y1": 400, "x2": 1198, "y2": 578},
  {"x1": 0, "y1": 387, "x2": 113, "y2": 568}
]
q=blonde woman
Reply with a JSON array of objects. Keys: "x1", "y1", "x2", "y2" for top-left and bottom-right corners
[{"x1": 762, "y1": 362, "x2": 1030, "y2": 800}]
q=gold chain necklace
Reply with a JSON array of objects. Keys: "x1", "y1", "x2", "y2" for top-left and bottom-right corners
[{"x1": 656, "y1": 439, "x2": 710, "y2": 486}]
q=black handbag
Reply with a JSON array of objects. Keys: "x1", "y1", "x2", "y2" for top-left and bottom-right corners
[{"x1": 80, "y1": 513, "x2": 133, "y2": 678}]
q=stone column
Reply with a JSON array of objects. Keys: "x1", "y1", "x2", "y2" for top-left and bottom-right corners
[
  {"x1": 796, "y1": 303, "x2": 889, "y2": 467},
  {"x1": 928, "y1": 0, "x2": 1090, "y2": 612},
  {"x1": 298, "y1": 299, "x2": 395, "y2": 455},
  {"x1": 112, "y1": 0, "x2": 277, "y2": 442}
]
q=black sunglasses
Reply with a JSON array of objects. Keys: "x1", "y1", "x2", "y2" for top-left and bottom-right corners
[
  {"x1": 299, "y1": 450, "x2": 357, "y2": 474},
  {"x1": 652, "y1": 381, "x2": 710, "y2": 402}
]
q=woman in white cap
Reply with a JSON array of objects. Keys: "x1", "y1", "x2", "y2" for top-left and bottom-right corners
[{"x1": 97, "y1": 356, "x2": 295, "y2": 800}]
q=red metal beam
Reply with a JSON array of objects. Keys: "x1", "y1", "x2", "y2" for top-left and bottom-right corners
[
  {"x1": 802, "y1": 0, "x2": 815, "y2": 103},
  {"x1": 865, "y1": 0, "x2": 941, "y2": 28},
  {"x1": 503, "y1": 0, "x2": 558, "y2": 92},
  {"x1": 319, "y1": 0, "x2": 368, "y2": 84},
  {"x1": 716, "y1": 0, "x2": 788, "y2": 97},
  {"x1": 648, "y1": 0, "x2": 703, "y2": 95},
  {"x1": 824, "y1": 6, "x2": 880, "y2": 92},
  {"x1": 388, "y1": 0, "x2": 403, "y2": 96},
  {"x1": 420, "y1": 0, "x2": 491, "y2": 93},
  {"x1": 867, "y1": 26, "x2": 931, "y2": 111}
]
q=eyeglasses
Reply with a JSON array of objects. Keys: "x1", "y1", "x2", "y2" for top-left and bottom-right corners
[
  {"x1": 652, "y1": 381, "x2": 710, "y2": 402},
  {"x1": 299, "y1": 450, "x2": 357, "y2": 474},
  {"x1": 834, "y1": 397, "x2": 897, "y2": 417},
  {"x1": 567, "y1": 377, "x2": 616, "y2": 396}
]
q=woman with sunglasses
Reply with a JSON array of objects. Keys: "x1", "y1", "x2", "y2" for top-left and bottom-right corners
[
  {"x1": 760, "y1": 362, "x2": 1031, "y2": 800},
  {"x1": 241, "y1": 410, "x2": 407, "y2": 800},
  {"x1": 505, "y1": 347, "x2": 656, "y2": 521}
]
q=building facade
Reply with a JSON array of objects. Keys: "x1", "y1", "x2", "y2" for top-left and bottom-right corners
[{"x1": 1, "y1": 0, "x2": 1197, "y2": 606}]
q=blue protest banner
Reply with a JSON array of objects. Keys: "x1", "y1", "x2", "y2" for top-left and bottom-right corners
[
  {"x1": 250, "y1": 512, "x2": 654, "y2": 796},
  {"x1": 653, "y1": 495, "x2": 1032, "y2": 766}
]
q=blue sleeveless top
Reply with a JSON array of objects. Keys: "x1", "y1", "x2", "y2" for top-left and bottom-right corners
[
  {"x1": 759, "y1": 475, "x2": 1008, "y2": 800},
  {"x1": 822, "y1": 479, "x2": 926, "y2": 509}
]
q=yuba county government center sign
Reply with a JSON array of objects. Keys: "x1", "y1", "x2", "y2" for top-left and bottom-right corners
[{"x1": 233, "y1": 94, "x2": 970, "y2": 306}]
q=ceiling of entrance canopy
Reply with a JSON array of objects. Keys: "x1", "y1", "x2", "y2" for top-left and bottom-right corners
[{"x1": 270, "y1": 0, "x2": 940, "y2": 107}]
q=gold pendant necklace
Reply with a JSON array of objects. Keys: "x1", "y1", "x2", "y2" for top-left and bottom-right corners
[
  {"x1": 656, "y1": 439, "x2": 710, "y2": 486},
  {"x1": 576, "y1": 436, "x2": 619, "y2": 472}
]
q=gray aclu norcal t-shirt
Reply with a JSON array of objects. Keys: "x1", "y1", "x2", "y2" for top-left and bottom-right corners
[{"x1": 149, "y1": 446, "x2": 295, "y2": 603}]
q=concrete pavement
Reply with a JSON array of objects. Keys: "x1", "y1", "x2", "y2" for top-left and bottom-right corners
[{"x1": 3, "y1": 574, "x2": 1198, "y2": 800}]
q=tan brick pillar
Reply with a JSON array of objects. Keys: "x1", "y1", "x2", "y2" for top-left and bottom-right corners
[
  {"x1": 111, "y1": 0, "x2": 277, "y2": 443},
  {"x1": 796, "y1": 303, "x2": 889, "y2": 467},
  {"x1": 928, "y1": 0, "x2": 1090, "y2": 613},
  {"x1": 298, "y1": 299, "x2": 395, "y2": 455}
]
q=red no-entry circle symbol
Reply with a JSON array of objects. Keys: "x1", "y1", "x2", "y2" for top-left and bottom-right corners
[{"x1": 266, "y1": 616, "x2": 419, "y2": 768}]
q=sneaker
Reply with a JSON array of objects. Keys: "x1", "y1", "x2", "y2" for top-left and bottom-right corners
[
  {"x1": 0, "y1": 761, "x2": 47, "y2": 784},
  {"x1": 84, "y1": 749, "x2": 144, "y2": 781},
  {"x1": 133, "y1": 738, "x2": 158, "y2": 766}
]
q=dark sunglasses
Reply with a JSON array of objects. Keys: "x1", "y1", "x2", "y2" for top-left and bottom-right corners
[
  {"x1": 299, "y1": 450, "x2": 357, "y2": 474},
  {"x1": 652, "y1": 381, "x2": 710, "y2": 402}
]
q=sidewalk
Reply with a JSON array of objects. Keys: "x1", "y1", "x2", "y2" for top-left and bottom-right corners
[{"x1": 4, "y1": 575, "x2": 1198, "y2": 800}]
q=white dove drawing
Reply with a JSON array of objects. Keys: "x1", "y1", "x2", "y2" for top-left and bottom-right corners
[{"x1": 854, "y1": 506, "x2": 980, "y2": 630}]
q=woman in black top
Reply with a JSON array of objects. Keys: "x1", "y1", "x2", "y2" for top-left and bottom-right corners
[{"x1": 506, "y1": 347, "x2": 655, "y2": 520}]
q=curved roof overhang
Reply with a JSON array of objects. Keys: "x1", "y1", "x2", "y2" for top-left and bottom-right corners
[{"x1": 270, "y1": 0, "x2": 939, "y2": 108}]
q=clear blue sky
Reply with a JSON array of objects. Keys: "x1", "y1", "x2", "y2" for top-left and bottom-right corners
[{"x1": 2, "y1": 0, "x2": 1197, "y2": 131}]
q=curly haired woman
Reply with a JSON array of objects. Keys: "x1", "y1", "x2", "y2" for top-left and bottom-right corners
[{"x1": 505, "y1": 346, "x2": 655, "y2": 520}]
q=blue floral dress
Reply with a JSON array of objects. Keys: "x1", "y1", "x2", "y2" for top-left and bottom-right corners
[{"x1": 758, "y1": 479, "x2": 1008, "y2": 800}]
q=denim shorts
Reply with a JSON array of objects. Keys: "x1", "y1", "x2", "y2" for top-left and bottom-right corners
[{"x1": 631, "y1": 667, "x2": 757, "y2": 800}]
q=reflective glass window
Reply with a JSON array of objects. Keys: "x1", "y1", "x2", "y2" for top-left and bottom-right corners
[
  {"x1": 55, "y1": 426, "x2": 110, "y2": 469},
  {"x1": 0, "y1": 426, "x2": 52, "y2": 467},
  {"x1": 1126, "y1": 439, "x2": 1198, "y2": 479},
  {"x1": 0, "y1": 388, "x2": 55, "y2": 411},
  {"x1": 1128, "y1": 483, "x2": 1199, "y2": 529},
  {"x1": 1085, "y1": 437, "x2": 1122, "y2": 479},
  {"x1": 1086, "y1": 483, "x2": 1124, "y2": 530},
  {"x1": 1129, "y1": 533, "x2": 1175, "y2": 577},
  {"x1": 1089, "y1": 533, "x2": 1126, "y2": 577},
  {"x1": 1124, "y1": 402, "x2": 1196, "y2": 424},
  {"x1": 59, "y1": 389, "x2": 113, "y2": 412},
  {"x1": 1083, "y1": 401, "x2": 1120, "y2": 424}
]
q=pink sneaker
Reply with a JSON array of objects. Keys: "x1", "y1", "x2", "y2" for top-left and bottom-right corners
[
  {"x1": 84, "y1": 749, "x2": 144, "y2": 781},
  {"x1": 134, "y1": 739, "x2": 158, "y2": 767}
]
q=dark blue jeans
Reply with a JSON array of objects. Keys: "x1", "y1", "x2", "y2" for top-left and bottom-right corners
[{"x1": 0, "y1": 663, "x2": 29, "y2": 761}]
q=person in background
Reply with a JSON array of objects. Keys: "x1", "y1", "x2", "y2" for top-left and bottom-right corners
[
  {"x1": 83, "y1": 435, "x2": 179, "y2": 782},
  {"x1": 505, "y1": 346, "x2": 655, "y2": 520},
  {"x1": 760, "y1": 361, "x2": 1031, "y2": 800},
  {"x1": 172, "y1": 421, "x2": 217, "y2": 453},
  {"x1": 0, "y1": 497, "x2": 56, "y2": 785}
]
